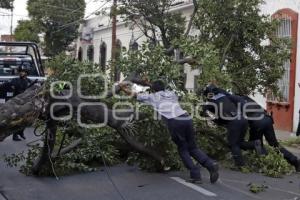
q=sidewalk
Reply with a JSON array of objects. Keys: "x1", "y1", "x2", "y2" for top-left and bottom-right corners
[
  {"x1": 275, "y1": 130, "x2": 300, "y2": 156},
  {"x1": 275, "y1": 130, "x2": 298, "y2": 141}
]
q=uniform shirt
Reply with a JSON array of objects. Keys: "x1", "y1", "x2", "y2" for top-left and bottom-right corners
[
  {"x1": 203, "y1": 93, "x2": 240, "y2": 125},
  {"x1": 11, "y1": 77, "x2": 31, "y2": 96},
  {"x1": 137, "y1": 90, "x2": 187, "y2": 119}
]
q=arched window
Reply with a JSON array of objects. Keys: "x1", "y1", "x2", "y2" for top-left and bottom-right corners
[
  {"x1": 78, "y1": 47, "x2": 82, "y2": 61},
  {"x1": 114, "y1": 39, "x2": 122, "y2": 81},
  {"x1": 87, "y1": 45, "x2": 94, "y2": 62},
  {"x1": 99, "y1": 42, "x2": 107, "y2": 71}
]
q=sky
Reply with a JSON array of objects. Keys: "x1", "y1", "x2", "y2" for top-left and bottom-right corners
[{"x1": 0, "y1": 0, "x2": 108, "y2": 35}]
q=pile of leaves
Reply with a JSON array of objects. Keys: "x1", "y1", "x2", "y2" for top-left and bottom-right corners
[{"x1": 244, "y1": 147, "x2": 294, "y2": 178}]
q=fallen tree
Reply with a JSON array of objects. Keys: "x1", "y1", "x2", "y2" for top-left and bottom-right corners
[{"x1": 0, "y1": 74, "x2": 165, "y2": 174}]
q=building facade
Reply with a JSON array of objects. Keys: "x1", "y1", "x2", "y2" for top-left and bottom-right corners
[{"x1": 76, "y1": 0, "x2": 300, "y2": 132}]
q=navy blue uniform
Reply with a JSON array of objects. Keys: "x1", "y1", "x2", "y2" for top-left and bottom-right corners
[
  {"x1": 239, "y1": 96, "x2": 299, "y2": 170},
  {"x1": 203, "y1": 93, "x2": 256, "y2": 166},
  {"x1": 11, "y1": 77, "x2": 31, "y2": 140},
  {"x1": 137, "y1": 90, "x2": 218, "y2": 182}
]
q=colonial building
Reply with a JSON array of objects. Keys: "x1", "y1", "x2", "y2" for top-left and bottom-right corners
[{"x1": 76, "y1": 0, "x2": 300, "y2": 132}]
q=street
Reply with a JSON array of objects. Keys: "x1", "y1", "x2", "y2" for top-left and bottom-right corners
[{"x1": 1, "y1": 129, "x2": 300, "y2": 200}]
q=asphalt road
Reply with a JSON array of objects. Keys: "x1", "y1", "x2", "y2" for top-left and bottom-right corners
[{"x1": 1, "y1": 129, "x2": 300, "y2": 200}]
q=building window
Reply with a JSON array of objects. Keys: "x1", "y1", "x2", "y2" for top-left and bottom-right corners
[
  {"x1": 87, "y1": 45, "x2": 94, "y2": 62},
  {"x1": 268, "y1": 15, "x2": 292, "y2": 102},
  {"x1": 78, "y1": 47, "x2": 82, "y2": 61},
  {"x1": 277, "y1": 60, "x2": 291, "y2": 101},
  {"x1": 99, "y1": 42, "x2": 107, "y2": 71}
]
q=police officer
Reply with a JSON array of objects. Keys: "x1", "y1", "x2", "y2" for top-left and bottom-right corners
[
  {"x1": 11, "y1": 64, "x2": 32, "y2": 141},
  {"x1": 201, "y1": 84, "x2": 263, "y2": 167},
  {"x1": 235, "y1": 95, "x2": 300, "y2": 172},
  {"x1": 119, "y1": 80, "x2": 219, "y2": 184}
]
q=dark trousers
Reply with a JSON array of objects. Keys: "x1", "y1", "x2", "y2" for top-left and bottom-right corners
[
  {"x1": 249, "y1": 116, "x2": 298, "y2": 166},
  {"x1": 165, "y1": 115, "x2": 214, "y2": 179},
  {"x1": 226, "y1": 118, "x2": 255, "y2": 166}
]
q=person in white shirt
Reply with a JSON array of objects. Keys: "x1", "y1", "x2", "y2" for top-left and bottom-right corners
[{"x1": 119, "y1": 80, "x2": 219, "y2": 184}]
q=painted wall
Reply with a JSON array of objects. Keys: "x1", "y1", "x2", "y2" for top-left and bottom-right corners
[{"x1": 258, "y1": 0, "x2": 300, "y2": 132}]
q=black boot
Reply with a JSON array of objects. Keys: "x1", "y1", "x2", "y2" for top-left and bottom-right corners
[
  {"x1": 233, "y1": 155, "x2": 245, "y2": 167},
  {"x1": 254, "y1": 140, "x2": 264, "y2": 155},
  {"x1": 207, "y1": 162, "x2": 219, "y2": 184},
  {"x1": 294, "y1": 160, "x2": 300, "y2": 172},
  {"x1": 19, "y1": 132, "x2": 26, "y2": 140},
  {"x1": 12, "y1": 134, "x2": 21, "y2": 141},
  {"x1": 189, "y1": 167, "x2": 202, "y2": 184}
]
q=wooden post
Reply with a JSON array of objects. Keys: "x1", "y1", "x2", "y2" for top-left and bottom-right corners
[{"x1": 111, "y1": 0, "x2": 117, "y2": 82}]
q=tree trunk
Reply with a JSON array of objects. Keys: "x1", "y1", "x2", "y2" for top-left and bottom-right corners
[{"x1": 0, "y1": 84, "x2": 164, "y2": 173}]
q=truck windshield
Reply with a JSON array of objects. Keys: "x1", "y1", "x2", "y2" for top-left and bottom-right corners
[
  {"x1": 0, "y1": 58, "x2": 38, "y2": 76},
  {"x1": 0, "y1": 43, "x2": 42, "y2": 77}
]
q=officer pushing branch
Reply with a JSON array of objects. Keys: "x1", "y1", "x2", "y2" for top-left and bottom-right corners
[{"x1": 119, "y1": 80, "x2": 219, "y2": 184}]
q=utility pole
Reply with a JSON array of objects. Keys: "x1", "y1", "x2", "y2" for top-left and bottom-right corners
[
  {"x1": 111, "y1": 0, "x2": 118, "y2": 82},
  {"x1": 10, "y1": 5, "x2": 14, "y2": 40}
]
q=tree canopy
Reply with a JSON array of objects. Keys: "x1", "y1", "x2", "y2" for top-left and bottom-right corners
[
  {"x1": 194, "y1": 0, "x2": 290, "y2": 94},
  {"x1": 0, "y1": 0, "x2": 13, "y2": 9},
  {"x1": 26, "y1": 0, "x2": 86, "y2": 56},
  {"x1": 14, "y1": 20, "x2": 40, "y2": 43},
  {"x1": 118, "y1": 0, "x2": 290, "y2": 95}
]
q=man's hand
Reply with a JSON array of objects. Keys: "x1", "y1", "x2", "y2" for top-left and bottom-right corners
[
  {"x1": 118, "y1": 82, "x2": 127, "y2": 90},
  {"x1": 118, "y1": 82, "x2": 137, "y2": 97},
  {"x1": 141, "y1": 76, "x2": 151, "y2": 87}
]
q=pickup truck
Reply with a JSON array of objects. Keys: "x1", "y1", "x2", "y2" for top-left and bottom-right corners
[{"x1": 0, "y1": 42, "x2": 46, "y2": 103}]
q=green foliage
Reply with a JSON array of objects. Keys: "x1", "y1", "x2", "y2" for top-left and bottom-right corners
[
  {"x1": 119, "y1": 0, "x2": 186, "y2": 48},
  {"x1": 126, "y1": 105, "x2": 183, "y2": 171},
  {"x1": 0, "y1": 0, "x2": 13, "y2": 9},
  {"x1": 4, "y1": 128, "x2": 120, "y2": 176},
  {"x1": 194, "y1": 0, "x2": 291, "y2": 94},
  {"x1": 248, "y1": 183, "x2": 268, "y2": 194},
  {"x1": 14, "y1": 20, "x2": 40, "y2": 43},
  {"x1": 27, "y1": 0, "x2": 85, "y2": 56},
  {"x1": 118, "y1": 43, "x2": 184, "y2": 88},
  {"x1": 174, "y1": 37, "x2": 232, "y2": 89},
  {"x1": 245, "y1": 147, "x2": 294, "y2": 178},
  {"x1": 46, "y1": 54, "x2": 107, "y2": 96}
]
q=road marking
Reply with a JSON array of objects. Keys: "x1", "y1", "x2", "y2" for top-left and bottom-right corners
[
  {"x1": 0, "y1": 192, "x2": 7, "y2": 200},
  {"x1": 170, "y1": 177, "x2": 217, "y2": 197}
]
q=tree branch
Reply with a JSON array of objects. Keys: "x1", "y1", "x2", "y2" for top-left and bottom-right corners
[
  {"x1": 219, "y1": 34, "x2": 235, "y2": 70},
  {"x1": 185, "y1": 0, "x2": 199, "y2": 36}
]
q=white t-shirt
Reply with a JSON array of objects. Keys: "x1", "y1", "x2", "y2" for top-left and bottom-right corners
[{"x1": 137, "y1": 90, "x2": 187, "y2": 119}]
